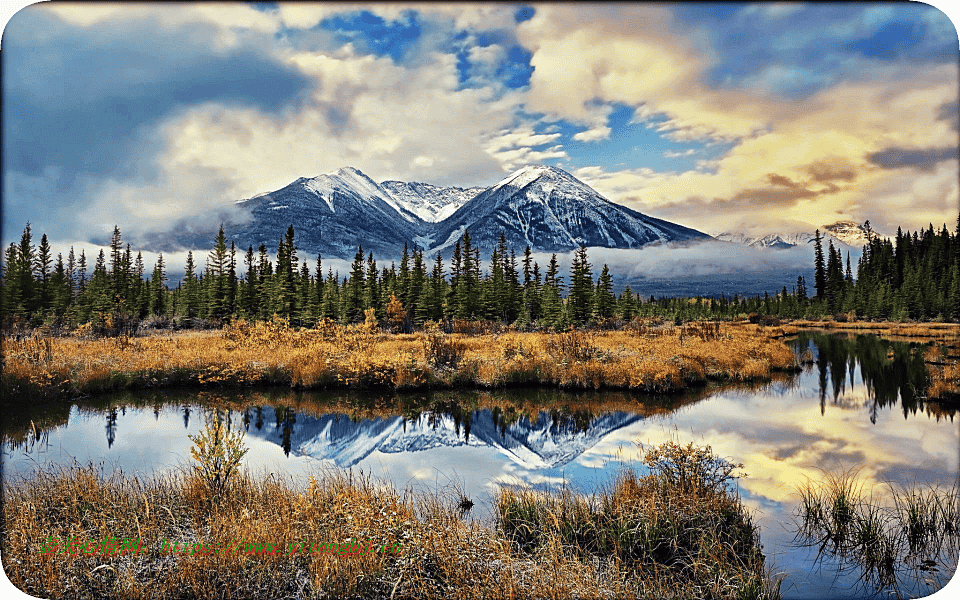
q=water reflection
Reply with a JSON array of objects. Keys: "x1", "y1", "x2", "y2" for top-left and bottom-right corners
[
  {"x1": 1, "y1": 333, "x2": 958, "y2": 599},
  {"x1": 795, "y1": 331, "x2": 939, "y2": 421}
]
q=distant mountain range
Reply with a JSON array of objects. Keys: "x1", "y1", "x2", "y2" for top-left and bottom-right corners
[
  {"x1": 160, "y1": 164, "x2": 875, "y2": 264},
  {"x1": 714, "y1": 221, "x2": 873, "y2": 251},
  {"x1": 166, "y1": 165, "x2": 711, "y2": 258}
]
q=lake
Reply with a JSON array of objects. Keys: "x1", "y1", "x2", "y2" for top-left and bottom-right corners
[{"x1": 3, "y1": 331, "x2": 957, "y2": 599}]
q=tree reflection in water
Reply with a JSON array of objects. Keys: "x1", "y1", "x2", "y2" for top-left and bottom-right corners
[{"x1": 790, "y1": 332, "x2": 945, "y2": 423}]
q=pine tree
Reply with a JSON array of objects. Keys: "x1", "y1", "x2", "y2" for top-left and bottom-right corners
[
  {"x1": 321, "y1": 267, "x2": 340, "y2": 321},
  {"x1": 50, "y1": 253, "x2": 71, "y2": 318},
  {"x1": 814, "y1": 229, "x2": 826, "y2": 299},
  {"x1": 86, "y1": 250, "x2": 113, "y2": 323},
  {"x1": 35, "y1": 233, "x2": 53, "y2": 315},
  {"x1": 448, "y1": 240, "x2": 463, "y2": 319},
  {"x1": 364, "y1": 253, "x2": 380, "y2": 318},
  {"x1": 344, "y1": 246, "x2": 366, "y2": 323},
  {"x1": 133, "y1": 252, "x2": 148, "y2": 318},
  {"x1": 109, "y1": 225, "x2": 125, "y2": 309},
  {"x1": 617, "y1": 285, "x2": 636, "y2": 321},
  {"x1": 150, "y1": 254, "x2": 166, "y2": 317},
  {"x1": 3, "y1": 242, "x2": 22, "y2": 318},
  {"x1": 541, "y1": 253, "x2": 563, "y2": 327},
  {"x1": 593, "y1": 264, "x2": 615, "y2": 320},
  {"x1": 182, "y1": 251, "x2": 199, "y2": 321},
  {"x1": 397, "y1": 243, "x2": 411, "y2": 311},
  {"x1": 567, "y1": 246, "x2": 594, "y2": 326},
  {"x1": 16, "y1": 224, "x2": 37, "y2": 317},
  {"x1": 419, "y1": 252, "x2": 445, "y2": 323}
]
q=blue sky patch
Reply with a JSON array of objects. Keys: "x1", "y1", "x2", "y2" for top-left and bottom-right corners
[
  {"x1": 319, "y1": 10, "x2": 422, "y2": 61},
  {"x1": 514, "y1": 6, "x2": 536, "y2": 23},
  {"x1": 536, "y1": 104, "x2": 733, "y2": 174}
]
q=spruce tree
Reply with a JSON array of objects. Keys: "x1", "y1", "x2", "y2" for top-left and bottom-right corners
[
  {"x1": 150, "y1": 254, "x2": 166, "y2": 317},
  {"x1": 344, "y1": 246, "x2": 366, "y2": 323},
  {"x1": 207, "y1": 226, "x2": 229, "y2": 321},
  {"x1": 35, "y1": 233, "x2": 52, "y2": 315},
  {"x1": 567, "y1": 246, "x2": 594, "y2": 326},
  {"x1": 813, "y1": 229, "x2": 826, "y2": 299},
  {"x1": 593, "y1": 264, "x2": 615, "y2": 320}
]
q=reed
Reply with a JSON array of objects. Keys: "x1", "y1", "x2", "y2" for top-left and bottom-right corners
[{"x1": 794, "y1": 470, "x2": 960, "y2": 598}]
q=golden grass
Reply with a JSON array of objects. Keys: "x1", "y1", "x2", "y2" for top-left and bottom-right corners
[
  {"x1": 783, "y1": 320, "x2": 960, "y2": 341},
  {"x1": 3, "y1": 442, "x2": 781, "y2": 599},
  {"x1": 928, "y1": 362, "x2": 960, "y2": 401},
  {"x1": 2, "y1": 318, "x2": 799, "y2": 400}
]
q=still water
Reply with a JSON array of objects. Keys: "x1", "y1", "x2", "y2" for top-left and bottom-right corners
[{"x1": 3, "y1": 332, "x2": 958, "y2": 598}]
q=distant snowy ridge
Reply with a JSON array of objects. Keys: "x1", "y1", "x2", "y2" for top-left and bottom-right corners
[
  {"x1": 714, "y1": 221, "x2": 876, "y2": 251},
  {"x1": 380, "y1": 181, "x2": 483, "y2": 223},
  {"x1": 245, "y1": 407, "x2": 645, "y2": 470}
]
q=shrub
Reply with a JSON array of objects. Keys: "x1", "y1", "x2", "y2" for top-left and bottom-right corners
[{"x1": 188, "y1": 412, "x2": 248, "y2": 496}]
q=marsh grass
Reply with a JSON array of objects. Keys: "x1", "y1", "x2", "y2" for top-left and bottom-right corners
[
  {"x1": 3, "y1": 442, "x2": 781, "y2": 599},
  {"x1": 496, "y1": 443, "x2": 779, "y2": 599},
  {"x1": 2, "y1": 319, "x2": 799, "y2": 401},
  {"x1": 794, "y1": 469, "x2": 960, "y2": 598}
]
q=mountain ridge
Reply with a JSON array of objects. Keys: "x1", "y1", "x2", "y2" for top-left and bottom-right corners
[{"x1": 166, "y1": 164, "x2": 712, "y2": 258}]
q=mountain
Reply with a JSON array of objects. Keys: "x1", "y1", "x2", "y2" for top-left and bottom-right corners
[
  {"x1": 714, "y1": 221, "x2": 875, "y2": 251},
  {"x1": 221, "y1": 167, "x2": 422, "y2": 257},
  {"x1": 379, "y1": 181, "x2": 483, "y2": 223},
  {"x1": 428, "y1": 165, "x2": 711, "y2": 255},
  {"x1": 167, "y1": 165, "x2": 710, "y2": 258}
]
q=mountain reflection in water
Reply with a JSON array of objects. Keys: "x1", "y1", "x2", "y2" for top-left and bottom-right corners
[{"x1": 2, "y1": 332, "x2": 957, "y2": 599}]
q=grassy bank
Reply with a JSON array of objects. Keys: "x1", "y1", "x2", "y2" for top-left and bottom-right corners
[
  {"x1": 2, "y1": 441, "x2": 779, "y2": 600},
  {"x1": 782, "y1": 319, "x2": 960, "y2": 340},
  {"x1": 2, "y1": 319, "x2": 798, "y2": 401}
]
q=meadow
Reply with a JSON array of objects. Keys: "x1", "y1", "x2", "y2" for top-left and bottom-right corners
[{"x1": 1, "y1": 318, "x2": 800, "y2": 401}]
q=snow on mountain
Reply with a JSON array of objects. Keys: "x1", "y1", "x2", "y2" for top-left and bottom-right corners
[
  {"x1": 822, "y1": 221, "x2": 873, "y2": 248},
  {"x1": 379, "y1": 181, "x2": 483, "y2": 223},
  {"x1": 430, "y1": 165, "x2": 711, "y2": 255},
  {"x1": 244, "y1": 406, "x2": 644, "y2": 470},
  {"x1": 167, "y1": 165, "x2": 710, "y2": 258},
  {"x1": 226, "y1": 167, "x2": 422, "y2": 257},
  {"x1": 714, "y1": 221, "x2": 876, "y2": 251}
]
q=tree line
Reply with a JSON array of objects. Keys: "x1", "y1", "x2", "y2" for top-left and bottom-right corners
[
  {"x1": 0, "y1": 224, "x2": 641, "y2": 332},
  {"x1": 807, "y1": 219, "x2": 960, "y2": 321},
  {"x1": 2, "y1": 216, "x2": 959, "y2": 334}
]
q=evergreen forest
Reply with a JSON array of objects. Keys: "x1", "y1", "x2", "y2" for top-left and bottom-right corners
[{"x1": 3, "y1": 216, "x2": 959, "y2": 335}]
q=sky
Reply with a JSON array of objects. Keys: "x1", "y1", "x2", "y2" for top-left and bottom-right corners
[{"x1": 2, "y1": 1, "x2": 959, "y2": 253}]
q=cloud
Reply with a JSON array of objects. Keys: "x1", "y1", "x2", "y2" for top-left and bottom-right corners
[
  {"x1": 2, "y1": 5, "x2": 312, "y2": 243},
  {"x1": 866, "y1": 146, "x2": 960, "y2": 171},
  {"x1": 510, "y1": 5, "x2": 957, "y2": 236},
  {"x1": 3, "y1": 2, "x2": 957, "y2": 250},
  {"x1": 530, "y1": 240, "x2": 819, "y2": 282}
]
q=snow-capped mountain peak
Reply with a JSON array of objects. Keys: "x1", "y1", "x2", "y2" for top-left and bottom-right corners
[
  {"x1": 169, "y1": 164, "x2": 710, "y2": 258},
  {"x1": 713, "y1": 221, "x2": 878, "y2": 251},
  {"x1": 379, "y1": 180, "x2": 482, "y2": 223}
]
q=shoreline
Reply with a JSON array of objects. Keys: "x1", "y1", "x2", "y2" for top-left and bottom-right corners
[{"x1": 3, "y1": 319, "x2": 957, "y2": 403}]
